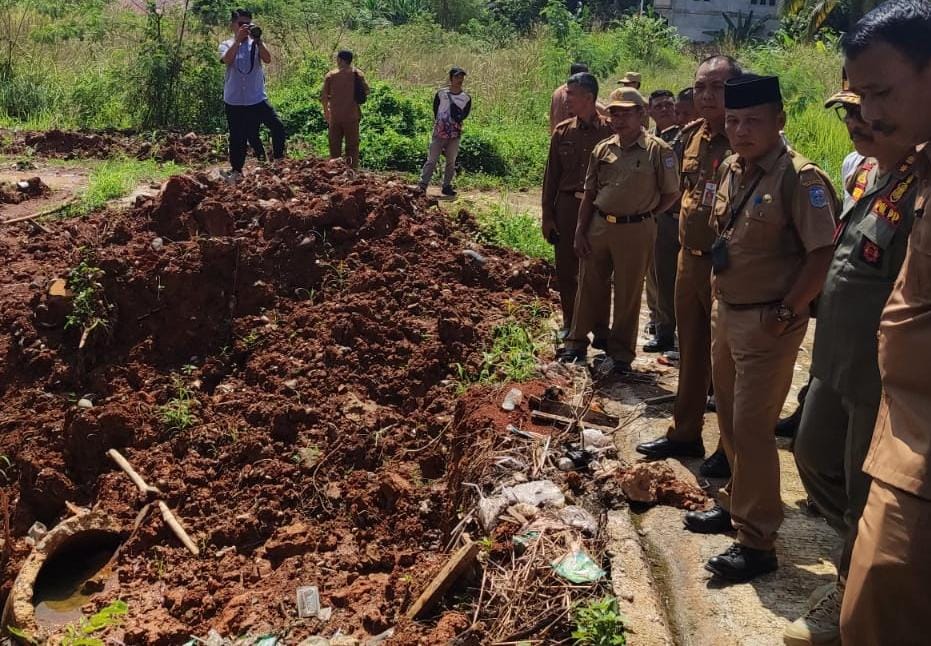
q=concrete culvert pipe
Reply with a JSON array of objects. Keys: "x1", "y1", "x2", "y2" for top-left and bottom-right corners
[{"x1": 2, "y1": 512, "x2": 123, "y2": 641}]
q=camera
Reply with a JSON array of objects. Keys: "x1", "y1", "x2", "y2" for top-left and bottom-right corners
[{"x1": 248, "y1": 24, "x2": 262, "y2": 39}]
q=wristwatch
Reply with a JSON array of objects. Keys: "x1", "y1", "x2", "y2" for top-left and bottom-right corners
[{"x1": 775, "y1": 302, "x2": 797, "y2": 323}]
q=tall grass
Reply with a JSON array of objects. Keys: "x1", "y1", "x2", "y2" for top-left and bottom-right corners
[{"x1": 0, "y1": 9, "x2": 850, "y2": 191}]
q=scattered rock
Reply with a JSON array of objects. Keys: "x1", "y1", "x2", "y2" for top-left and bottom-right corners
[{"x1": 618, "y1": 461, "x2": 710, "y2": 510}]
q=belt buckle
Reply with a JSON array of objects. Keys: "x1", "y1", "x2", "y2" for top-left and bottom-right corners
[
  {"x1": 690, "y1": 248, "x2": 702, "y2": 256},
  {"x1": 606, "y1": 214, "x2": 617, "y2": 224}
]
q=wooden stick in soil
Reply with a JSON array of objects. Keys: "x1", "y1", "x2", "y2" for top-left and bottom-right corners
[
  {"x1": 158, "y1": 501, "x2": 200, "y2": 556},
  {"x1": 107, "y1": 449, "x2": 162, "y2": 497},
  {"x1": 0, "y1": 196, "x2": 78, "y2": 225}
]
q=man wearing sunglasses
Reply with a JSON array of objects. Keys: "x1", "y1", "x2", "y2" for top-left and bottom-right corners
[
  {"x1": 220, "y1": 8, "x2": 286, "y2": 181},
  {"x1": 785, "y1": 79, "x2": 919, "y2": 646}
]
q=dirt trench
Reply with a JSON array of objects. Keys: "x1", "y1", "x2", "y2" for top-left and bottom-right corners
[{"x1": 0, "y1": 158, "x2": 561, "y2": 643}]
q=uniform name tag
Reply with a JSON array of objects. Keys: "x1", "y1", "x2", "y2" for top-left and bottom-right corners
[{"x1": 702, "y1": 181, "x2": 717, "y2": 207}]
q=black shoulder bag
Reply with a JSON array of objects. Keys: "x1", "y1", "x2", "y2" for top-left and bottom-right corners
[
  {"x1": 710, "y1": 170, "x2": 765, "y2": 275},
  {"x1": 353, "y1": 71, "x2": 368, "y2": 105}
]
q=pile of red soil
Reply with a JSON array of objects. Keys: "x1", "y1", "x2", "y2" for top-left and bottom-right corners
[
  {"x1": 0, "y1": 158, "x2": 554, "y2": 643},
  {"x1": 5, "y1": 129, "x2": 226, "y2": 165},
  {"x1": 0, "y1": 176, "x2": 49, "y2": 204}
]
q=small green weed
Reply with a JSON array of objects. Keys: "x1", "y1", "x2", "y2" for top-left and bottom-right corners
[
  {"x1": 6, "y1": 626, "x2": 37, "y2": 644},
  {"x1": 0, "y1": 454, "x2": 12, "y2": 483},
  {"x1": 572, "y1": 596, "x2": 627, "y2": 646},
  {"x1": 65, "y1": 257, "x2": 112, "y2": 347},
  {"x1": 293, "y1": 443, "x2": 321, "y2": 468},
  {"x1": 58, "y1": 599, "x2": 129, "y2": 646},
  {"x1": 240, "y1": 329, "x2": 264, "y2": 351},
  {"x1": 473, "y1": 201, "x2": 554, "y2": 263},
  {"x1": 158, "y1": 377, "x2": 198, "y2": 432}
]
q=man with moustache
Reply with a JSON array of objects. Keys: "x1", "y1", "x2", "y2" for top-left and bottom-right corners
[
  {"x1": 840, "y1": 1, "x2": 931, "y2": 642},
  {"x1": 698, "y1": 74, "x2": 837, "y2": 582},
  {"x1": 560, "y1": 88, "x2": 680, "y2": 371},
  {"x1": 784, "y1": 79, "x2": 919, "y2": 646},
  {"x1": 636, "y1": 56, "x2": 742, "y2": 479},
  {"x1": 543, "y1": 72, "x2": 613, "y2": 341}
]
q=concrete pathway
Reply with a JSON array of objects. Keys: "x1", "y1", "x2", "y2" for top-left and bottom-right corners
[{"x1": 602, "y1": 308, "x2": 840, "y2": 646}]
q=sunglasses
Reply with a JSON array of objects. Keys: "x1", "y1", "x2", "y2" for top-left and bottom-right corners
[{"x1": 834, "y1": 104, "x2": 861, "y2": 122}]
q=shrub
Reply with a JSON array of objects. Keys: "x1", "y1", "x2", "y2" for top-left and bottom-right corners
[{"x1": 360, "y1": 128, "x2": 424, "y2": 172}]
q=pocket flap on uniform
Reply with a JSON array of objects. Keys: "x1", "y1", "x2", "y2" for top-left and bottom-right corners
[{"x1": 855, "y1": 211, "x2": 896, "y2": 249}]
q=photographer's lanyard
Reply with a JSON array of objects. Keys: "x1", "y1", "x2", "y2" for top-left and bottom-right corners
[
  {"x1": 235, "y1": 40, "x2": 257, "y2": 76},
  {"x1": 720, "y1": 151, "x2": 784, "y2": 240}
]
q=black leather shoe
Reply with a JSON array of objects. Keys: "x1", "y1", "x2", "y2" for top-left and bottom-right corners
[
  {"x1": 699, "y1": 450, "x2": 731, "y2": 478},
  {"x1": 684, "y1": 505, "x2": 732, "y2": 534},
  {"x1": 612, "y1": 361, "x2": 632, "y2": 375},
  {"x1": 643, "y1": 336, "x2": 675, "y2": 353},
  {"x1": 636, "y1": 437, "x2": 705, "y2": 459},
  {"x1": 705, "y1": 543, "x2": 778, "y2": 582},
  {"x1": 775, "y1": 406, "x2": 802, "y2": 438},
  {"x1": 592, "y1": 337, "x2": 608, "y2": 351},
  {"x1": 441, "y1": 184, "x2": 457, "y2": 197},
  {"x1": 557, "y1": 348, "x2": 585, "y2": 363}
]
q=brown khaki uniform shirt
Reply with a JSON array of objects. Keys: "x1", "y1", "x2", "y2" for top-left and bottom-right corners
[
  {"x1": 584, "y1": 131, "x2": 680, "y2": 216},
  {"x1": 864, "y1": 146, "x2": 931, "y2": 499},
  {"x1": 322, "y1": 67, "x2": 366, "y2": 122},
  {"x1": 710, "y1": 145, "x2": 837, "y2": 305},
  {"x1": 678, "y1": 119, "x2": 732, "y2": 253},
  {"x1": 542, "y1": 114, "x2": 614, "y2": 220}
]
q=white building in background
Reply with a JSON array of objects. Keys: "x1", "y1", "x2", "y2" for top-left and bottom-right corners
[{"x1": 653, "y1": 0, "x2": 782, "y2": 41}]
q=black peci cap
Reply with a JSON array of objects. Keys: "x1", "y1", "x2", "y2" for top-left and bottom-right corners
[
  {"x1": 449, "y1": 67, "x2": 467, "y2": 77},
  {"x1": 724, "y1": 74, "x2": 782, "y2": 109}
]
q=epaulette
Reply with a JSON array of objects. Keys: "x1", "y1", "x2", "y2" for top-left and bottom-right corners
[
  {"x1": 680, "y1": 118, "x2": 704, "y2": 134},
  {"x1": 552, "y1": 116, "x2": 576, "y2": 136}
]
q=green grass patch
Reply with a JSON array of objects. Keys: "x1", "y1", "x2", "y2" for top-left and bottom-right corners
[
  {"x1": 473, "y1": 201, "x2": 554, "y2": 263},
  {"x1": 66, "y1": 158, "x2": 184, "y2": 217},
  {"x1": 457, "y1": 300, "x2": 553, "y2": 388}
]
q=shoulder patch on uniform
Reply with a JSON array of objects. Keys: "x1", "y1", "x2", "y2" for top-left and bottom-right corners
[
  {"x1": 682, "y1": 118, "x2": 704, "y2": 132},
  {"x1": 809, "y1": 185, "x2": 828, "y2": 209},
  {"x1": 664, "y1": 154, "x2": 675, "y2": 168}
]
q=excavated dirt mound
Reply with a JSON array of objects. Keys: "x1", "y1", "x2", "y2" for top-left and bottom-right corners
[
  {"x1": 0, "y1": 158, "x2": 555, "y2": 643},
  {"x1": 4, "y1": 129, "x2": 226, "y2": 166}
]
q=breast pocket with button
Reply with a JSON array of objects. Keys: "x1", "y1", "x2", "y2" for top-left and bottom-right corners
[{"x1": 733, "y1": 203, "x2": 782, "y2": 251}]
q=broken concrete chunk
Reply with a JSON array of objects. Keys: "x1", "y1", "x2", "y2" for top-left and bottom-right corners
[
  {"x1": 503, "y1": 480, "x2": 565, "y2": 509},
  {"x1": 477, "y1": 495, "x2": 508, "y2": 532},
  {"x1": 558, "y1": 505, "x2": 598, "y2": 535},
  {"x1": 581, "y1": 428, "x2": 613, "y2": 450},
  {"x1": 501, "y1": 387, "x2": 523, "y2": 411}
]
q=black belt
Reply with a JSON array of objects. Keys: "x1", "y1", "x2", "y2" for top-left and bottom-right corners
[
  {"x1": 597, "y1": 210, "x2": 652, "y2": 224},
  {"x1": 723, "y1": 300, "x2": 780, "y2": 311}
]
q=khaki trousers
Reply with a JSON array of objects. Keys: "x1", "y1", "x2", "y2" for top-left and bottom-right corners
[
  {"x1": 568, "y1": 215, "x2": 655, "y2": 363},
  {"x1": 793, "y1": 376, "x2": 878, "y2": 576},
  {"x1": 667, "y1": 251, "x2": 720, "y2": 453},
  {"x1": 652, "y1": 212, "x2": 680, "y2": 339},
  {"x1": 553, "y1": 192, "x2": 608, "y2": 336},
  {"x1": 328, "y1": 118, "x2": 360, "y2": 169},
  {"x1": 840, "y1": 480, "x2": 931, "y2": 646},
  {"x1": 712, "y1": 301, "x2": 807, "y2": 550}
]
